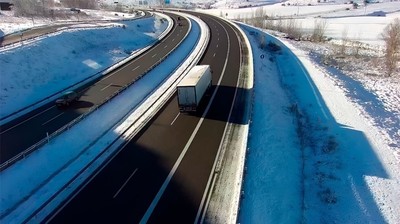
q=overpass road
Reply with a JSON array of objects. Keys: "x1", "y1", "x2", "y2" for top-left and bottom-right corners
[
  {"x1": 46, "y1": 12, "x2": 246, "y2": 223},
  {"x1": 0, "y1": 13, "x2": 189, "y2": 164},
  {"x1": 0, "y1": 12, "x2": 150, "y2": 47}
]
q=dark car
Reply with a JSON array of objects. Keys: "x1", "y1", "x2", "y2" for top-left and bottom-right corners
[{"x1": 56, "y1": 91, "x2": 79, "y2": 107}]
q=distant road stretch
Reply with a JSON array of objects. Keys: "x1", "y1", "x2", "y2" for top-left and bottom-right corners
[
  {"x1": 0, "y1": 12, "x2": 188, "y2": 164},
  {"x1": 47, "y1": 11, "x2": 245, "y2": 223}
]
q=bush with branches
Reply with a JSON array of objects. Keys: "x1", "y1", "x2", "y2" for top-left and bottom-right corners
[
  {"x1": 311, "y1": 19, "x2": 328, "y2": 42},
  {"x1": 13, "y1": 0, "x2": 55, "y2": 16},
  {"x1": 381, "y1": 18, "x2": 400, "y2": 76},
  {"x1": 60, "y1": 0, "x2": 98, "y2": 9}
]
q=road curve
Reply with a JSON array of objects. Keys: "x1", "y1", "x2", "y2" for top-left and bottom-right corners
[
  {"x1": 46, "y1": 12, "x2": 245, "y2": 223},
  {"x1": 0, "y1": 12, "x2": 150, "y2": 47},
  {"x1": 0, "y1": 13, "x2": 189, "y2": 164}
]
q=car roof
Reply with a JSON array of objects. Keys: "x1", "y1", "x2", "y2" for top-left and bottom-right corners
[{"x1": 63, "y1": 90, "x2": 76, "y2": 95}]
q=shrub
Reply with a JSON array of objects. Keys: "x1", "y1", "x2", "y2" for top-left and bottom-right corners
[
  {"x1": 311, "y1": 19, "x2": 328, "y2": 42},
  {"x1": 381, "y1": 18, "x2": 400, "y2": 76}
]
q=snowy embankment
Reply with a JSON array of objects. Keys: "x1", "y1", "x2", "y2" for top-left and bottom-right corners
[
  {"x1": 199, "y1": 1, "x2": 400, "y2": 46},
  {"x1": 204, "y1": 19, "x2": 253, "y2": 224},
  {"x1": 0, "y1": 13, "x2": 209, "y2": 223},
  {"x1": 0, "y1": 13, "x2": 165, "y2": 124},
  {"x1": 0, "y1": 9, "x2": 141, "y2": 36},
  {"x1": 238, "y1": 23, "x2": 399, "y2": 223}
]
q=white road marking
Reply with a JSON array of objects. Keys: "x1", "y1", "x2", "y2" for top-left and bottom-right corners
[
  {"x1": 170, "y1": 113, "x2": 180, "y2": 126},
  {"x1": 100, "y1": 83, "x2": 113, "y2": 91},
  {"x1": 213, "y1": 53, "x2": 216, "y2": 57},
  {"x1": 140, "y1": 17, "x2": 232, "y2": 224},
  {"x1": 42, "y1": 112, "x2": 64, "y2": 126},
  {"x1": 216, "y1": 44, "x2": 219, "y2": 48},
  {"x1": 196, "y1": 18, "x2": 235, "y2": 224},
  {"x1": 132, "y1": 65, "x2": 140, "y2": 71},
  {"x1": 172, "y1": 38, "x2": 175, "y2": 42},
  {"x1": 152, "y1": 54, "x2": 157, "y2": 58},
  {"x1": 164, "y1": 45, "x2": 168, "y2": 49},
  {"x1": 0, "y1": 106, "x2": 55, "y2": 134},
  {"x1": 113, "y1": 168, "x2": 138, "y2": 199}
]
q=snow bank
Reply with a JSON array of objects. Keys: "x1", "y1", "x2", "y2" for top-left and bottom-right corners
[
  {"x1": 0, "y1": 15, "x2": 168, "y2": 123},
  {"x1": 0, "y1": 13, "x2": 208, "y2": 223},
  {"x1": 238, "y1": 22, "x2": 400, "y2": 223}
]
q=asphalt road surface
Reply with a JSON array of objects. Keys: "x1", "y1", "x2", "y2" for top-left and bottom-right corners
[
  {"x1": 46, "y1": 12, "x2": 245, "y2": 223},
  {"x1": 0, "y1": 13, "x2": 189, "y2": 164},
  {"x1": 0, "y1": 12, "x2": 149, "y2": 47}
]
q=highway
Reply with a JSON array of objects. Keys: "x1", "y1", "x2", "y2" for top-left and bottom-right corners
[
  {"x1": 0, "y1": 12, "x2": 148, "y2": 47},
  {"x1": 46, "y1": 12, "x2": 245, "y2": 223},
  {"x1": 0, "y1": 13, "x2": 189, "y2": 164}
]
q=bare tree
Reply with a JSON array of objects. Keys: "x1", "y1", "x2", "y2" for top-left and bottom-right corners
[
  {"x1": 253, "y1": 7, "x2": 265, "y2": 28},
  {"x1": 352, "y1": 32, "x2": 363, "y2": 57},
  {"x1": 311, "y1": 19, "x2": 328, "y2": 42},
  {"x1": 275, "y1": 18, "x2": 284, "y2": 33},
  {"x1": 13, "y1": 0, "x2": 43, "y2": 16},
  {"x1": 61, "y1": 0, "x2": 98, "y2": 9},
  {"x1": 264, "y1": 16, "x2": 274, "y2": 30},
  {"x1": 285, "y1": 18, "x2": 303, "y2": 40},
  {"x1": 381, "y1": 18, "x2": 400, "y2": 76},
  {"x1": 339, "y1": 27, "x2": 349, "y2": 55}
]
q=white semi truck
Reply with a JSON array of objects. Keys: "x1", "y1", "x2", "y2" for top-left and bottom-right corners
[{"x1": 177, "y1": 65, "x2": 212, "y2": 113}]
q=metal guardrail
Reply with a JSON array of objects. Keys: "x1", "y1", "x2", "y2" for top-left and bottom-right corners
[
  {"x1": 0, "y1": 15, "x2": 149, "y2": 124},
  {"x1": 0, "y1": 12, "x2": 146, "y2": 48},
  {"x1": 0, "y1": 13, "x2": 174, "y2": 171},
  {"x1": 24, "y1": 14, "x2": 209, "y2": 223}
]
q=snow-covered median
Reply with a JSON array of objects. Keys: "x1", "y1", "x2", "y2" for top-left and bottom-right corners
[
  {"x1": 0, "y1": 14, "x2": 168, "y2": 123},
  {"x1": 0, "y1": 13, "x2": 209, "y2": 223}
]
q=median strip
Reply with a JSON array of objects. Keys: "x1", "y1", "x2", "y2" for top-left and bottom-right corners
[{"x1": 0, "y1": 12, "x2": 209, "y2": 224}]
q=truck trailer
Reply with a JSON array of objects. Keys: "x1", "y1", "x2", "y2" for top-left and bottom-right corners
[{"x1": 177, "y1": 65, "x2": 212, "y2": 113}]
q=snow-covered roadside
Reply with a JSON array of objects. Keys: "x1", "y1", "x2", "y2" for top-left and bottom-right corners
[
  {"x1": 0, "y1": 14, "x2": 206, "y2": 223},
  {"x1": 203, "y1": 19, "x2": 253, "y2": 224},
  {"x1": 0, "y1": 9, "x2": 141, "y2": 35},
  {"x1": 281, "y1": 37, "x2": 400, "y2": 223},
  {"x1": 291, "y1": 40, "x2": 400, "y2": 160},
  {"x1": 238, "y1": 23, "x2": 400, "y2": 223},
  {"x1": 238, "y1": 24, "x2": 303, "y2": 224},
  {"x1": 0, "y1": 14, "x2": 167, "y2": 123}
]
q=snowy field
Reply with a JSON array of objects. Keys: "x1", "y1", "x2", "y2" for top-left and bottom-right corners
[
  {"x1": 236, "y1": 1, "x2": 399, "y2": 223},
  {"x1": 0, "y1": 9, "x2": 140, "y2": 35},
  {"x1": 199, "y1": 1, "x2": 400, "y2": 46},
  {"x1": 0, "y1": 0, "x2": 399, "y2": 223},
  {"x1": 0, "y1": 15, "x2": 167, "y2": 120},
  {"x1": 0, "y1": 12, "x2": 205, "y2": 223}
]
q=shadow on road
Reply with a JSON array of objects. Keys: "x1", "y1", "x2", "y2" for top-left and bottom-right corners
[
  {"x1": 47, "y1": 132, "x2": 198, "y2": 223},
  {"x1": 190, "y1": 85, "x2": 251, "y2": 126}
]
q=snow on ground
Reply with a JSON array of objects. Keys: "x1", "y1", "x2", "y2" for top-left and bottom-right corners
[
  {"x1": 0, "y1": 0, "x2": 399, "y2": 222},
  {"x1": 0, "y1": 15, "x2": 202, "y2": 223},
  {"x1": 0, "y1": 15, "x2": 167, "y2": 120},
  {"x1": 238, "y1": 25, "x2": 302, "y2": 223},
  {"x1": 292, "y1": 40, "x2": 400, "y2": 155},
  {"x1": 199, "y1": 1, "x2": 400, "y2": 46},
  {"x1": 239, "y1": 22, "x2": 400, "y2": 223},
  {"x1": 0, "y1": 9, "x2": 139, "y2": 35},
  {"x1": 238, "y1": 0, "x2": 400, "y2": 221}
]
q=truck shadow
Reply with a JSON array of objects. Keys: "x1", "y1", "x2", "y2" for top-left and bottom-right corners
[{"x1": 193, "y1": 85, "x2": 251, "y2": 126}]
